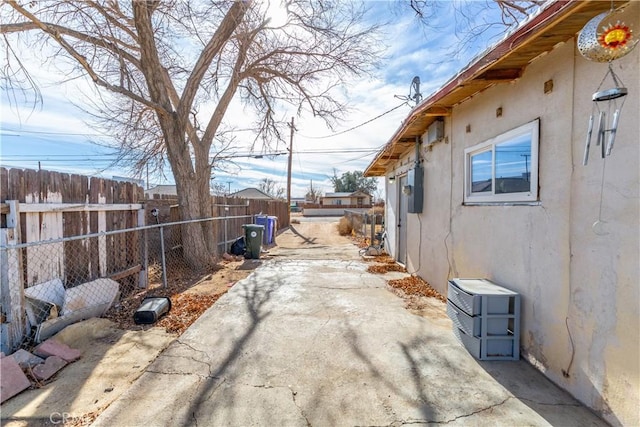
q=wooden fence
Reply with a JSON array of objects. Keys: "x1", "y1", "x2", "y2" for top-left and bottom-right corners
[
  {"x1": 0, "y1": 168, "x2": 289, "y2": 352},
  {"x1": 0, "y1": 167, "x2": 144, "y2": 353},
  {"x1": 0, "y1": 168, "x2": 144, "y2": 284},
  {"x1": 157, "y1": 195, "x2": 290, "y2": 252}
]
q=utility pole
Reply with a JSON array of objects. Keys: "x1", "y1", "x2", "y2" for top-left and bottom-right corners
[{"x1": 287, "y1": 117, "x2": 295, "y2": 210}]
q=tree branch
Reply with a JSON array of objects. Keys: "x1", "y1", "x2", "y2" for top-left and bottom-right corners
[
  {"x1": 178, "y1": 1, "x2": 250, "y2": 125},
  {"x1": 3, "y1": 1, "x2": 168, "y2": 113}
]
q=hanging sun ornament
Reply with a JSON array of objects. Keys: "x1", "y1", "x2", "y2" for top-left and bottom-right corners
[
  {"x1": 598, "y1": 22, "x2": 633, "y2": 50},
  {"x1": 578, "y1": 10, "x2": 638, "y2": 62},
  {"x1": 577, "y1": 7, "x2": 638, "y2": 165}
]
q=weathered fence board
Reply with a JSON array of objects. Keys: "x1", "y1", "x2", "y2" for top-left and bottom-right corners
[
  {"x1": 0, "y1": 167, "x2": 145, "y2": 352},
  {"x1": 0, "y1": 201, "x2": 26, "y2": 352}
]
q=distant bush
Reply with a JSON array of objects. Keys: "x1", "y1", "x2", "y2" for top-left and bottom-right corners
[
  {"x1": 338, "y1": 214, "x2": 362, "y2": 236},
  {"x1": 337, "y1": 216, "x2": 353, "y2": 235}
]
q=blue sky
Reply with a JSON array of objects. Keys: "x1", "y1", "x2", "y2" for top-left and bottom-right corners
[{"x1": 0, "y1": 1, "x2": 519, "y2": 198}]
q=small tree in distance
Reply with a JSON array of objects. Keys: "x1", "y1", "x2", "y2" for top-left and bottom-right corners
[
  {"x1": 305, "y1": 180, "x2": 322, "y2": 203},
  {"x1": 331, "y1": 170, "x2": 377, "y2": 195}
]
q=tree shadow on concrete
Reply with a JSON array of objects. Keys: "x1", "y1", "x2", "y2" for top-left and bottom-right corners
[
  {"x1": 343, "y1": 328, "x2": 438, "y2": 423},
  {"x1": 289, "y1": 225, "x2": 317, "y2": 245},
  {"x1": 178, "y1": 275, "x2": 277, "y2": 426},
  {"x1": 342, "y1": 325, "x2": 517, "y2": 424}
]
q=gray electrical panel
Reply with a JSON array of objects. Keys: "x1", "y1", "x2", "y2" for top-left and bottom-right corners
[{"x1": 407, "y1": 166, "x2": 423, "y2": 213}]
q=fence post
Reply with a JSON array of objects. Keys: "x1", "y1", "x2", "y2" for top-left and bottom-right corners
[
  {"x1": 1, "y1": 200, "x2": 26, "y2": 353},
  {"x1": 138, "y1": 208, "x2": 148, "y2": 288},
  {"x1": 159, "y1": 225, "x2": 168, "y2": 289},
  {"x1": 370, "y1": 212, "x2": 375, "y2": 246},
  {"x1": 363, "y1": 213, "x2": 368, "y2": 238},
  {"x1": 224, "y1": 205, "x2": 229, "y2": 254}
]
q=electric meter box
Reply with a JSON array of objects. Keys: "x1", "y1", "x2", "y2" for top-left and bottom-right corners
[{"x1": 408, "y1": 166, "x2": 423, "y2": 214}]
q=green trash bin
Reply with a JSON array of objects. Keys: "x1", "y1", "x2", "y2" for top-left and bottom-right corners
[{"x1": 242, "y1": 224, "x2": 264, "y2": 259}]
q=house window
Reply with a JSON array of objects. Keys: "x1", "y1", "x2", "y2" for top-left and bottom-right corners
[
  {"x1": 336, "y1": 200, "x2": 342, "y2": 205},
  {"x1": 464, "y1": 119, "x2": 539, "y2": 203}
]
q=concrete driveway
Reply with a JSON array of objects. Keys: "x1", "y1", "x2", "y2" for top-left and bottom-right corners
[{"x1": 93, "y1": 224, "x2": 604, "y2": 426}]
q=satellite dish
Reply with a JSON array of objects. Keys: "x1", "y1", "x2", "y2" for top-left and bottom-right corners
[
  {"x1": 410, "y1": 76, "x2": 422, "y2": 105},
  {"x1": 394, "y1": 76, "x2": 422, "y2": 107}
]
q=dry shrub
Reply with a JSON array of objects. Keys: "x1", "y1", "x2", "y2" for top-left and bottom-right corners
[
  {"x1": 291, "y1": 218, "x2": 300, "y2": 224},
  {"x1": 367, "y1": 263, "x2": 406, "y2": 274},
  {"x1": 338, "y1": 216, "x2": 353, "y2": 235},
  {"x1": 387, "y1": 275, "x2": 446, "y2": 302},
  {"x1": 370, "y1": 206, "x2": 385, "y2": 216}
]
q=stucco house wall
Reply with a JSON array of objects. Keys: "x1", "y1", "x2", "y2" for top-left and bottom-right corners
[
  {"x1": 385, "y1": 36, "x2": 638, "y2": 425},
  {"x1": 322, "y1": 192, "x2": 372, "y2": 206},
  {"x1": 322, "y1": 196, "x2": 351, "y2": 205}
]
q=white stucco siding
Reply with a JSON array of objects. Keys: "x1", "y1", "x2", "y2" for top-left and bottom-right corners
[
  {"x1": 385, "y1": 178, "x2": 398, "y2": 259},
  {"x1": 568, "y1": 35, "x2": 639, "y2": 425},
  {"x1": 395, "y1": 32, "x2": 638, "y2": 425},
  {"x1": 450, "y1": 42, "x2": 576, "y2": 376},
  {"x1": 416, "y1": 137, "x2": 455, "y2": 285}
]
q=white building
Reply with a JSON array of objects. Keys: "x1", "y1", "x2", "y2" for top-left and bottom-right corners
[{"x1": 364, "y1": 2, "x2": 639, "y2": 425}]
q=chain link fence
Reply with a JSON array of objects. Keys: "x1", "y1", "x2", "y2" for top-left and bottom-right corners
[
  {"x1": 0, "y1": 215, "x2": 253, "y2": 351},
  {"x1": 343, "y1": 209, "x2": 385, "y2": 244}
]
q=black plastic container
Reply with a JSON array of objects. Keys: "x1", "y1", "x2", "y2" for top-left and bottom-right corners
[{"x1": 133, "y1": 296, "x2": 172, "y2": 324}]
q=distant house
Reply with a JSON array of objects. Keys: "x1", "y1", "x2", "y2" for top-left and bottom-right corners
[
  {"x1": 290, "y1": 197, "x2": 306, "y2": 212},
  {"x1": 364, "y1": 1, "x2": 638, "y2": 425},
  {"x1": 229, "y1": 188, "x2": 275, "y2": 200},
  {"x1": 321, "y1": 191, "x2": 371, "y2": 208},
  {"x1": 144, "y1": 185, "x2": 177, "y2": 199}
]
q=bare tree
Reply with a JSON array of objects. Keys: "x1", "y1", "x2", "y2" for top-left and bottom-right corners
[
  {"x1": 399, "y1": 0, "x2": 543, "y2": 63},
  {"x1": 210, "y1": 180, "x2": 228, "y2": 197},
  {"x1": 305, "y1": 180, "x2": 322, "y2": 203},
  {"x1": 258, "y1": 178, "x2": 285, "y2": 200},
  {"x1": 1, "y1": 0, "x2": 380, "y2": 266},
  {"x1": 408, "y1": 0, "x2": 543, "y2": 25}
]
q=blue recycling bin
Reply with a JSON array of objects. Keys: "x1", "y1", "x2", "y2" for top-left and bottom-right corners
[
  {"x1": 255, "y1": 215, "x2": 277, "y2": 245},
  {"x1": 267, "y1": 216, "x2": 277, "y2": 244}
]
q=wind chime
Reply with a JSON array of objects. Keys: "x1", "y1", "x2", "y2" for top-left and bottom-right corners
[
  {"x1": 577, "y1": 5, "x2": 638, "y2": 165},
  {"x1": 576, "y1": 4, "x2": 637, "y2": 234}
]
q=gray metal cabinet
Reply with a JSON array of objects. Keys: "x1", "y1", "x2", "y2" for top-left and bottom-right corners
[{"x1": 447, "y1": 278, "x2": 520, "y2": 361}]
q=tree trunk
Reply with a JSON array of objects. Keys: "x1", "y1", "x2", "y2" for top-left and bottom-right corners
[
  {"x1": 165, "y1": 125, "x2": 216, "y2": 269},
  {"x1": 174, "y1": 173, "x2": 216, "y2": 269}
]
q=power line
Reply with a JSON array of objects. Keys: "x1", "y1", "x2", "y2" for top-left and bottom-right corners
[
  {"x1": 1, "y1": 126, "x2": 268, "y2": 138},
  {"x1": 1, "y1": 127, "x2": 107, "y2": 137},
  {"x1": 299, "y1": 102, "x2": 408, "y2": 140},
  {"x1": 1, "y1": 148, "x2": 381, "y2": 162}
]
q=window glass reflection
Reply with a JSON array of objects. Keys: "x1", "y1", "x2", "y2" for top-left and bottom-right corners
[
  {"x1": 495, "y1": 134, "x2": 531, "y2": 194},
  {"x1": 471, "y1": 150, "x2": 492, "y2": 193}
]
